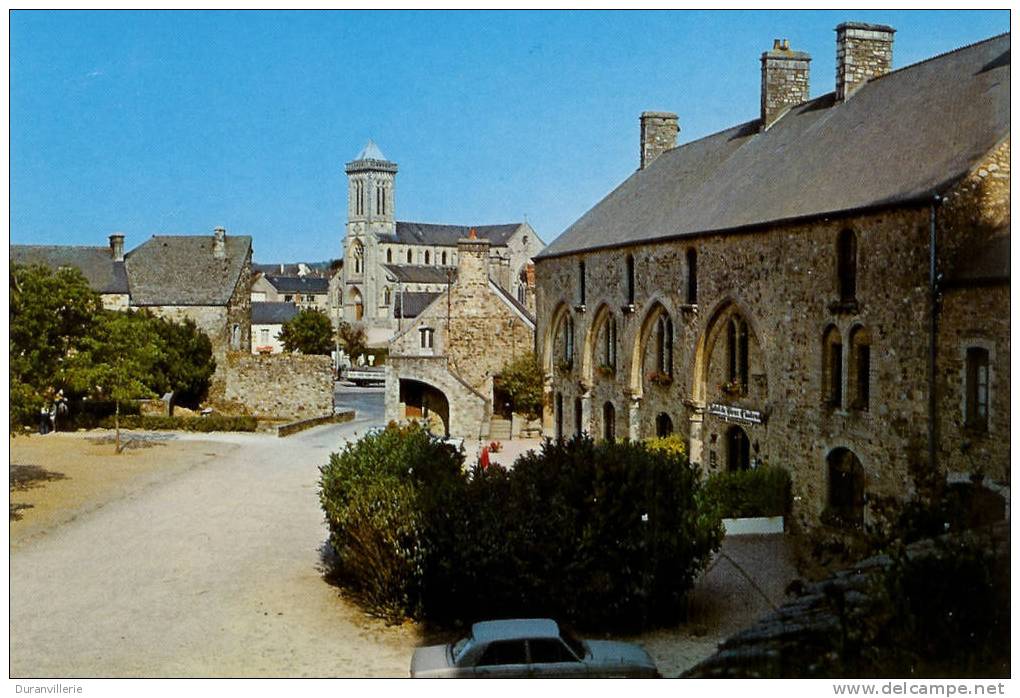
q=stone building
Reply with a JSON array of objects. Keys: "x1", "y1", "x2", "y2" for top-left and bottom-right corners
[
  {"x1": 534, "y1": 25, "x2": 1009, "y2": 528},
  {"x1": 385, "y1": 231, "x2": 536, "y2": 439},
  {"x1": 340, "y1": 140, "x2": 544, "y2": 346},
  {"x1": 13, "y1": 227, "x2": 253, "y2": 360}
]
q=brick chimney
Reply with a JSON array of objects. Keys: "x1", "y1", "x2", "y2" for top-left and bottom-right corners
[
  {"x1": 109, "y1": 233, "x2": 125, "y2": 262},
  {"x1": 760, "y1": 38, "x2": 811, "y2": 130},
  {"x1": 639, "y1": 111, "x2": 678, "y2": 169},
  {"x1": 457, "y1": 228, "x2": 491, "y2": 287},
  {"x1": 836, "y1": 22, "x2": 895, "y2": 101},
  {"x1": 213, "y1": 226, "x2": 226, "y2": 259}
]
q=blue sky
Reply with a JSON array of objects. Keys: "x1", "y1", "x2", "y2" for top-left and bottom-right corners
[{"x1": 10, "y1": 10, "x2": 1010, "y2": 262}]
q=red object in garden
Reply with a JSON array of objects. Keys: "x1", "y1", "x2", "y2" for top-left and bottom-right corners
[{"x1": 480, "y1": 446, "x2": 490, "y2": 470}]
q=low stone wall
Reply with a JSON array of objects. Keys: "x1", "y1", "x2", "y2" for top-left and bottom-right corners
[
  {"x1": 277, "y1": 410, "x2": 354, "y2": 437},
  {"x1": 220, "y1": 352, "x2": 333, "y2": 420}
]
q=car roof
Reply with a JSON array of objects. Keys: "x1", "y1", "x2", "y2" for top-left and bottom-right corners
[{"x1": 471, "y1": 619, "x2": 560, "y2": 643}]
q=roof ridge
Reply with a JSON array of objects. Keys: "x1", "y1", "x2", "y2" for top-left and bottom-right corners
[
  {"x1": 868, "y1": 31, "x2": 1010, "y2": 85},
  {"x1": 397, "y1": 220, "x2": 522, "y2": 228}
]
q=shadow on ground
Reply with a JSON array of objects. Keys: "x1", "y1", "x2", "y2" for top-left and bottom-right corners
[{"x1": 10, "y1": 463, "x2": 67, "y2": 520}]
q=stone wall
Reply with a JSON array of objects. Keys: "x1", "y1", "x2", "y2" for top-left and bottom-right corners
[
  {"x1": 219, "y1": 353, "x2": 333, "y2": 419},
  {"x1": 536, "y1": 200, "x2": 983, "y2": 528}
]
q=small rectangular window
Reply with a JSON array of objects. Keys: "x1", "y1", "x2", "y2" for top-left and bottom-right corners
[
  {"x1": 419, "y1": 328, "x2": 434, "y2": 350},
  {"x1": 578, "y1": 261, "x2": 586, "y2": 305},
  {"x1": 855, "y1": 345, "x2": 870, "y2": 410},
  {"x1": 966, "y1": 347, "x2": 990, "y2": 431}
]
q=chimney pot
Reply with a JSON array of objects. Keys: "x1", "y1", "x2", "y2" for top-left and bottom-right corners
[
  {"x1": 109, "y1": 233, "x2": 125, "y2": 262},
  {"x1": 213, "y1": 226, "x2": 226, "y2": 258},
  {"x1": 639, "y1": 111, "x2": 679, "y2": 169}
]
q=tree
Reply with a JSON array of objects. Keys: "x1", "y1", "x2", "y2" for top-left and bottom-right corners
[
  {"x1": 65, "y1": 311, "x2": 161, "y2": 453},
  {"x1": 336, "y1": 320, "x2": 367, "y2": 363},
  {"x1": 9, "y1": 264, "x2": 102, "y2": 432},
  {"x1": 496, "y1": 353, "x2": 544, "y2": 418},
  {"x1": 147, "y1": 314, "x2": 216, "y2": 408},
  {"x1": 279, "y1": 309, "x2": 334, "y2": 355}
]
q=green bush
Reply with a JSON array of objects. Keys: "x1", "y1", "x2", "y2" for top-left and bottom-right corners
[
  {"x1": 702, "y1": 465, "x2": 792, "y2": 519},
  {"x1": 96, "y1": 415, "x2": 258, "y2": 432},
  {"x1": 320, "y1": 429, "x2": 723, "y2": 632}
]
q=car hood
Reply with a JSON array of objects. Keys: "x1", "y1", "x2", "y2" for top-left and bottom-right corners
[
  {"x1": 410, "y1": 644, "x2": 452, "y2": 677},
  {"x1": 586, "y1": 640, "x2": 657, "y2": 668}
]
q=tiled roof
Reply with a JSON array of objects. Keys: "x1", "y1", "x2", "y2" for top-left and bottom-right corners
[
  {"x1": 125, "y1": 234, "x2": 252, "y2": 306},
  {"x1": 379, "y1": 222, "x2": 523, "y2": 247},
  {"x1": 10, "y1": 245, "x2": 129, "y2": 294},
  {"x1": 251, "y1": 301, "x2": 300, "y2": 325},
  {"x1": 538, "y1": 33, "x2": 1010, "y2": 258}
]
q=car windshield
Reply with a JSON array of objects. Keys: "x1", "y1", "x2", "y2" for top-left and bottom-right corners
[
  {"x1": 560, "y1": 626, "x2": 587, "y2": 659},
  {"x1": 452, "y1": 637, "x2": 472, "y2": 663}
]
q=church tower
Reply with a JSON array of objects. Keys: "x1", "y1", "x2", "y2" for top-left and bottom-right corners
[{"x1": 342, "y1": 141, "x2": 397, "y2": 334}]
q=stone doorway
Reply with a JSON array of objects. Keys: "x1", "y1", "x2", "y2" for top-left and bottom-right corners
[{"x1": 398, "y1": 379, "x2": 450, "y2": 437}]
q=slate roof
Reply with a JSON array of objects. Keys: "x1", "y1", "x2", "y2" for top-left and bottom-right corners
[
  {"x1": 355, "y1": 140, "x2": 388, "y2": 161},
  {"x1": 383, "y1": 264, "x2": 456, "y2": 285},
  {"x1": 251, "y1": 301, "x2": 300, "y2": 325},
  {"x1": 262, "y1": 275, "x2": 330, "y2": 294},
  {"x1": 538, "y1": 33, "x2": 1010, "y2": 259},
  {"x1": 379, "y1": 222, "x2": 523, "y2": 248},
  {"x1": 490, "y1": 278, "x2": 536, "y2": 325},
  {"x1": 10, "y1": 245, "x2": 129, "y2": 294},
  {"x1": 393, "y1": 291, "x2": 443, "y2": 319},
  {"x1": 125, "y1": 234, "x2": 252, "y2": 306},
  {"x1": 253, "y1": 262, "x2": 335, "y2": 277}
]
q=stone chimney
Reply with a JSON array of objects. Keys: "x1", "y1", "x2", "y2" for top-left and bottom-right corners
[
  {"x1": 836, "y1": 22, "x2": 895, "y2": 101},
  {"x1": 457, "y1": 228, "x2": 491, "y2": 287},
  {"x1": 213, "y1": 226, "x2": 226, "y2": 259},
  {"x1": 760, "y1": 38, "x2": 811, "y2": 130},
  {"x1": 109, "y1": 233, "x2": 125, "y2": 262},
  {"x1": 639, "y1": 111, "x2": 679, "y2": 169}
]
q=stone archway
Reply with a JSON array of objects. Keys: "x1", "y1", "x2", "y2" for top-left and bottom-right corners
[{"x1": 398, "y1": 378, "x2": 450, "y2": 437}]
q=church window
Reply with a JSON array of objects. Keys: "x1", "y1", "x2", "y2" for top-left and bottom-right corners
[
  {"x1": 384, "y1": 287, "x2": 391, "y2": 305},
  {"x1": 603, "y1": 316, "x2": 617, "y2": 370},
  {"x1": 563, "y1": 315, "x2": 575, "y2": 366},
  {"x1": 442, "y1": 251, "x2": 448, "y2": 265},
  {"x1": 626, "y1": 254, "x2": 635, "y2": 305},
  {"x1": 352, "y1": 244, "x2": 363, "y2": 274},
  {"x1": 849, "y1": 326, "x2": 871, "y2": 411},
  {"x1": 655, "y1": 314, "x2": 673, "y2": 377},
  {"x1": 386, "y1": 248, "x2": 392, "y2": 263},
  {"x1": 603, "y1": 402, "x2": 616, "y2": 442},
  {"x1": 837, "y1": 229, "x2": 858, "y2": 303},
  {"x1": 727, "y1": 316, "x2": 748, "y2": 392},
  {"x1": 407, "y1": 249, "x2": 413, "y2": 264},
  {"x1": 517, "y1": 285, "x2": 526, "y2": 304},
  {"x1": 686, "y1": 249, "x2": 698, "y2": 304},
  {"x1": 823, "y1": 325, "x2": 843, "y2": 408},
  {"x1": 965, "y1": 346, "x2": 990, "y2": 432},
  {"x1": 726, "y1": 426, "x2": 750, "y2": 471},
  {"x1": 425, "y1": 251, "x2": 431, "y2": 265},
  {"x1": 578, "y1": 261, "x2": 586, "y2": 306}
]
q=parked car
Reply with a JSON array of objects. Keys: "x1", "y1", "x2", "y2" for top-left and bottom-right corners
[{"x1": 410, "y1": 618, "x2": 660, "y2": 678}]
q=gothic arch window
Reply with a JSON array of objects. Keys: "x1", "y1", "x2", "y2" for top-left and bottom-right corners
[
  {"x1": 603, "y1": 402, "x2": 616, "y2": 442},
  {"x1": 603, "y1": 315, "x2": 618, "y2": 370},
  {"x1": 827, "y1": 448, "x2": 865, "y2": 527},
  {"x1": 727, "y1": 315, "x2": 749, "y2": 391},
  {"x1": 837, "y1": 228, "x2": 858, "y2": 303},
  {"x1": 442, "y1": 251, "x2": 448, "y2": 266},
  {"x1": 352, "y1": 242, "x2": 364, "y2": 275},
  {"x1": 555, "y1": 392, "x2": 564, "y2": 441},
  {"x1": 848, "y1": 326, "x2": 872, "y2": 410},
  {"x1": 656, "y1": 413, "x2": 673, "y2": 437},
  {"x1": 626, "y1": 254, "x2": 635, "y2": 305},
  {"x1": 383, "y1": 287, "x2": 392, "y2": 306},
  {"x1": 965, "y1": 346, "x2": 990, "y2": 432},
  {"x1": 386, "y1": 248, "x2": 393, "y2": 263},
  {"x1": 823, "y1": 325, "x2": 843, "y2": 408},
  {"x1": 574, "y1": 397, "x2": 583, "y2": 438},
  {"x1": 407, "y1": 249, "x2": 413, "y2": 264},
  {"x1": 686, "y1": 249, "x2": 698, "y2": 304},
  {"x1": 726, "y1": 425, "x2": 750, "y2": 471},
  {"x1": 655, "y1": 314, "x2": 674, "y2": 377},
  {"x1": 425, "y1": 250, "x2": 431, "y2": 265}
]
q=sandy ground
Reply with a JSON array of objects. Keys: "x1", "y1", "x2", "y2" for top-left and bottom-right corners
[{"x1": 9, "y1": 420, "x2": 798, "y2": 678}]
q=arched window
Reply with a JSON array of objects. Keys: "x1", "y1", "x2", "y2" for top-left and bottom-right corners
[
  {"x1": 656, "y1": 413, "x2": 673, "y2": 437},
  {"x1": 407, "y1": 249, "x2": 413, "y2": 264},
  {"x1": 626, "y1": 254, "x2": 635, "y2": 305},
  {"x1": 823, "y1": 325, "x2": 843, "y2": 408},
  {"x1": 603, "y1": 316, "x2": 617, "y2": 370},
  {"x1": 555, "y1": 393, "x2": 564, "y2": 441},
  {"x1": 726, "y1": 426, "x2": 750, "y2": 471},
  {"x1": 965, "y1": 346, "x2": 990, "y2": 432},
  {"x1": 574, "y1": 397, "x2": 583, "y2": 438},
  {"x1": 383, "y1": 287, "x2": 392, "y2": 305},
  {"x1": 686, "y1": 249, "x2": 698, "y2": 304},
  {"x1": 386, "y1": 248, "x2": 393, "y2": 263},
  {"x1": 517, "y1": 285, "x2": 526, "y2": 303},
  {"x1": 827, "y1": 448, "x2": 865, "y2": 527},
  {"x1": 603, "y1": 402, "x2": 616, "y2": 442},
  {"x1": 727, "y1": 316, "x2": 749, "y2": 391},
  {"x1": 425, "y1": 251, "x2": 431, "y2": 265},
  {"x1": 351, "y1": 242, "x2": 364, "y2": 275},
  {"x1": 442, "y1": 251, "x2": 448, "y2": 266},
  {"x1": 837, "y1": 229, "x2": 858, "y2": 303},
  {"x1": 561, "y1": 315, "x2": 575, "y2": 367},
  {"x1": 849, "y1": 326, "x2": 871, "y2": 410},
  {"x1": 578, "y1": 260, "x2": 586, "y2": 306},
  {"x1": 655, "y1": 314, "x2": 674, "y2": 377}
]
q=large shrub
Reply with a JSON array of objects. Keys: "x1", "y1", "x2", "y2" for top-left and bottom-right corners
[
  {"x1": 702, "y1": 465, "x2": 792, "y2": 519},
  {"x1": 320, "y1": 429, "x2": 723, "y2": 632}
]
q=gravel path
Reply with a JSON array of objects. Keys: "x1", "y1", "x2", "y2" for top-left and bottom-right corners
[{"x1": 10, "y1": 414, "x2": 420, "y2": 678}]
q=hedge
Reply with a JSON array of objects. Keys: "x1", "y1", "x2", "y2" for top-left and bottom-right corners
[
  {"x1": 702, "y1": 465, "x2": 792, "y2": 519},
  {"x1": 320, "y1": 425, "x2": 723, "y2": 632},
  {"x1": 97, "y1": 415, "x2": 258, "y2": 432}
]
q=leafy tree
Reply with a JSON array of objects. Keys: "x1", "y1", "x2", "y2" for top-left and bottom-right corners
[
  {"x1": 9, "y1": 264, "x2": 102, "y2": 431},
  {"x1": 495, "y1": 353, "x2": 544, "y2": 418},
  {"x1": 336, "y1": 320, "x2": 367, "y2": 362},
  {"x1": 65, "y1": 311, "x2": 161, "y2": 453},
  {"x1": 147, "y1": 314, "x2": 216, "y2": 408},
  {"x1": 279, "y1": 308, "x2": 334, "y2": 355}
]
